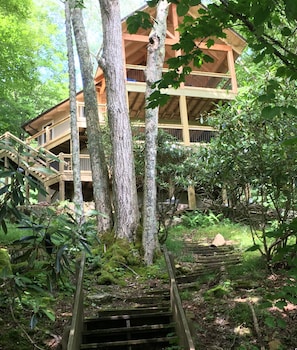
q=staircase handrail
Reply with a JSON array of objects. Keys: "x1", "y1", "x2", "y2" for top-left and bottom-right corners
[
  {"x1": 67, "y1": 251, "x2": 86, "y2": 350},
  {"x1": 163, "y1": 246, "x2": 196, "y2": 350},
  {"x1": 0, "y1": 132, "x2": 59, "y2": 175}
]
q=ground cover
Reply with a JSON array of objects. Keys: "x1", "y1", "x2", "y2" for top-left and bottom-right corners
[{"x1": 0, "y1": 215, "x2": 296, "y2": 349}]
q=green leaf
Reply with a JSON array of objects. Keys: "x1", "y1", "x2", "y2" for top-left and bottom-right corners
[
  {"x1": 285, "y1": 0, "x2": 297, "y2": 20},
  {"x1": 177, "y1": 2, "x2": 189, "y2": 16},
  {"x1": 245, "y1": 244, "x2": 260, "y2": 252},
  {"x1": 43, "y1": 308, "x2": 55, "y2": 322},
  {"x1": 275, "y1": 300, "x2": 287, "y2": 309},
  {"x1": 147, "y1": 0, "x2": 159, "y2": 7},
  {"x1": 261, "y1": 106, "x2": 281, "y2": 119},
  {"x1": 258, "y1": 93, "x2": 275, "y2": 102},
  {"x1": 147, "y1": 91, "x2": 170, "y2": 109},
  {"x1": 276, "y1": 317, "x2": 287, "y2": 329},
  {"x1": 127, "y1": 11, "x2": 152, "y2": 34},
  {"x1": 189, "y1": 0, "x2": 200, "y2": 5},
  {"x1": 206, "y1": 39, "x2": 215, "y2": 48},
  {"x1": 281, "y1": 27, "x2": 292, "y2": 36},
  {"x1": 264, "y1": 315, "x2": 276, "y2": 328}
]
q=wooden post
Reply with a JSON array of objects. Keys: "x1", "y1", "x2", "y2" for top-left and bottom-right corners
[
  {"x1": 59, "y1": 153, "x2": 65, "y2": 201},
  {"x1": 188, "y1": 185, "x2": 197, "y2": 210},
  {"x1": 59, "y1": 179, "x2": 65, "y2": 201},
  {"x1": 222, "y1": 184, "x2": 228, "y2": 206},
  {"x1": 46, "y1": 185, "x2": 51, "y2": 203},
  {"x1": 179, "y1": 95, "x2": 190, "y2": 145},
  {"x1": 227, "y1": 49, "x2": 237, "y2": 93},
  {"x1": 179, "y1": 95, "x2": 197, "y2": 209}
]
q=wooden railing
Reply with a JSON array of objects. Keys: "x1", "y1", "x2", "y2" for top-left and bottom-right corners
[
  {"x1": 0, "y1": 132, "x2": 59, "y2": 178},
  {"x1": 26, "y1": 103, "x2": 106, "y2": 147},
  {"x1": 132, "y1": 122, "x2": 216, "y2": 144},
  {"x1": 67, "y1": 252, "x2": 86, "y2": 350},
  {"x1": 126, "y1": 62, "x2": 236, "y2": 93},
  {"x1": 61, "y1": 154, "x2": 92, "y2": 172},
  {"x1": 163, "y1": 246, "x2": 196, "y2": 350}
]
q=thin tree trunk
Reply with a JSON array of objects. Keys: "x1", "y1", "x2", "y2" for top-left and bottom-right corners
[
  {"x1": 70, "y1": 1, "x2": 113, "y2": 232},
  {"x1": 64, "y1": 0, "x2": 84, "y2": 225},
  {"x1": 98, "y1": 0, "x2": 139, "y2": 242},
  {"x1": 143, "y1": 0, "x2": 169, "y2": 265}
]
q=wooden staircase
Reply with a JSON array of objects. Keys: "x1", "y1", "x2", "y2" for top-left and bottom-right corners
[
  {"x1": 175, "y1": 241, "x2": 242, "y2": 284},
  {"x1": 0, "y1": 132, "x2": 60, "y2": 184},
  {"x1": 80, "y1": 288, "x2": 177, "y2": 349}
]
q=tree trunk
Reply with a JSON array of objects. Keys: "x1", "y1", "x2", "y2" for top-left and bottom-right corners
[
  {"x1": 64, "y1": 0, "x2": 84, "y2": 225},
  {"x1": 143, "y1": 0, "x2": 169, "y2": 265},
  {"x1": 98, "y1": 0, "x2": 139, "y2": 242},
  {"x1": 70, "y1": 1, "x2": 113, "y2": 232}
]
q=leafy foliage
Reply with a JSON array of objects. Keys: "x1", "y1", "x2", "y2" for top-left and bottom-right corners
[
  {"x1": 126, "y1": 10, "x2": 152, "y2": 33},
  {"x1": 181, "y1": 210, "x2": 222, "y2": 228},
  {"x1": 0, "y1": 154, "x2": 97, "y2": 328},
  {"x1": 0, "y1": 0, "x2": 68, "y2": 136}
]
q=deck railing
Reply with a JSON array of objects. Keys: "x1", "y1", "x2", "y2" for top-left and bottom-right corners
[
  {"x1": 0, "y1": 132, "x2": 59, "y2": 176},
  {"x1": 132, "y1": 122, "x2": 216, "y2": 144},
  {"x1": 126, "y1": 62, "x2": 236, "y2": 93},
  {"x1": 26, "y1": 103, "x2": 106, "y2": 147}
]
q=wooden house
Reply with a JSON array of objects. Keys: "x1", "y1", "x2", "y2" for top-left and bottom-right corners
[{"x1": 0, "y1": 4, "x2": 246, "y2": 206}]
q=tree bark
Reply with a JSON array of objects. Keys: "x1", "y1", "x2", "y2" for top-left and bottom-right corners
[
  {"x1": 143, "y1": 0, "x2": 169, "y2": 265},
  {"x1": 70, "y1": 1, "x2": 113, "y2": 232},
  {"x1": 98, "y1": 0, "x2": 140, "y2": 242},
  {"x1": 65, "y1": 0, "x2": 84, "y2": 225}
]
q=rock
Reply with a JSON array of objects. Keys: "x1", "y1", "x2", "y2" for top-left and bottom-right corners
[
  {"x1": 268, "y1": 339, "x2": 282, "y2": 350},
  {"x1": 211, "y1": 233, "x2": 226, "y2": 247},
  {"x1": 87, "y1": 293, "x2": 113, "y2": 303}
]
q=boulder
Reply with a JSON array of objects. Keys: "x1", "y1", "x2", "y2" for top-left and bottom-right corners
[{"x1": 211, "y1": 233, "x2": 226, "y2": 247}]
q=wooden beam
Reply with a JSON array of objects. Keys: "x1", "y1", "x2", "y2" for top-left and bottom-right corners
[
  {"x1": 196, "y1": 42, "x2": 232, "y2": 52},
  {"x1": 179, "y1": 95, "x2": 190, "y2": 145},
  {"x1": 126, "y1": 81, "x2": 236, "y2": 100},
  {"x1": 227, "y1": 49, "x2": 238, "y2": 93},
  {"x1": 123, "y1": 33, "x2": 176, "y2": 46}
]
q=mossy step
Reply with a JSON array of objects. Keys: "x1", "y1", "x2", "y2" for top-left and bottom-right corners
[
  {"x1": 184, "y1": 245, "x2": 235, "y2": 253},
  {"x1": 195, "y1": 254, "x2": 242, "y2": 263}
]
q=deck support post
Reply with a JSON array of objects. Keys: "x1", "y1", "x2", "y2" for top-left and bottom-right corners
[
  {"x1": 188, "y1": 185, "x2": 197, "y2": 210},
  {"x1": 179, "y1": 95, "x2": 197, "y2": 209}
]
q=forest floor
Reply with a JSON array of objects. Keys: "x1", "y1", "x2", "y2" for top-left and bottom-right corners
[
  {"x1": 50, "y1": 233, "x2": 297, "y2": 350},
  {"x1": 1, "y1": 227, "x2": 297, "y2": 350}
]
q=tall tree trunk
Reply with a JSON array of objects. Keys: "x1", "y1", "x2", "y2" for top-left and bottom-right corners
[
  {"x1": 143, "y1": 0, "x2": 169, "y2": 265},
  {"x1": 70, "y1": 1, "x2": 113, "y2": 232},
  {"x1": 98, "y1": 0, "x2": 139, "y2": 242},
  {"x1": 64, "y1": 0, "x2": 84, "y2": 225}
]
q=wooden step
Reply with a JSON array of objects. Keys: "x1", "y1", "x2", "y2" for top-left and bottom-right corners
[
  {"x1": 81, "y1": 305, "x2": 177, "y2": 350},
  {"x1": 80, "y1": 335, "x2": 178, "y2": 349},
  {"x1": 97, "y1": 306, "x2": 170, "y2": 316},
  {"x1": 82, "y1": 323, "x2": 175, "y2": 344},
  {"x1": 83, "y1": 311, "x2": 173, "y2": 331}
]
